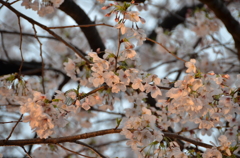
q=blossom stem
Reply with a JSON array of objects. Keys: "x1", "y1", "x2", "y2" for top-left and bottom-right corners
[{"x1": 146, "y1": 37, "x2": 187, "y2": 62}]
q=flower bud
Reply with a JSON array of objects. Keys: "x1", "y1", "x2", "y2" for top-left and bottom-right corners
[
  {"x1": 101, "y1": 6, "x2": 109, "y2": 10},
  {"x1": 105, "y1": 12, "x2": 111, "y2": 17}
]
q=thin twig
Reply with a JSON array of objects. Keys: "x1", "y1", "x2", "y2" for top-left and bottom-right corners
[
  {"x1": 17, "y1": 16, "x2": 24, "y2": 76},
  {"x1": 9, "y1": 0, "x2": 20, "y2": 5},
  {"x1": 0, "y1": 30, "x2": 57, "y2": 40},
  {"x1": 164, "y1": 68, "x2": 184, "y2": 78},
  {"x1": 92, "y1": 118, "x2": 117, "y2": 124},
  {"x1": 91, "y1": 108, "x2": 125, "y2": 116},
  {"x1": 146, "y1": 37, "x2": 187, "y2": 62},
  {"x1": 75, "y1": 140, "x2": 106, "y2": 158},
  {"x1": 146, "y1": 59, "x2": 177, "y2": 72},
  {"x1": 77, "y1": 139, "x2": 127, "y2": 155},
  {"x1": 32, "y1": 24, "x2": 45, "y2": 94},
  {"x1": 5, "y1": 114, "x2": 23, "y2": 141},
  {"x1": 48, "y1": 23, "x2": 113, "y2": 29},
  {"x1": 211, "y1": 35, "x2": 237, "y2": 55},
  {"x1": 79, "y1": 85, "x2": 108, "y2": 100},
  {"x1": 21, "y1": 146, "x2": 32, "y2": 158},
  {"x1": 0, "y1": 0, "x2": 91, "y2": 64},
  {"x1": 56, "y1": 143, "x2": 94, "y2": 158},
  {"x1": 0, "y1": 32, "x2": 10, "y2": 60}
]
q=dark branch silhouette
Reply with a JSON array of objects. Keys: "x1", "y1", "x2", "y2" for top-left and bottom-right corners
[
  {"x1": 59, "y1": 0, "x2": 106, "y2": 58},
  {"x1": 0, "y1": 128, "x2": 213, "y2": 149},
  {"x1": 199, "y1": 0, "x2": 240, "y2": 60},
  {"x1": 146, "y1": 3, "x2": 204, "y2": 45}
]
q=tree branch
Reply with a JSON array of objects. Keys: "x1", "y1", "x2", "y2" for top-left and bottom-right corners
[
  {"x1": 146, "y1": 3, "x2": 204, "y2": 45},
  {"x1": 0, "y1": 128, "x2": 213, "y2": 149},
  {"x1": 56, "y1": 143, "x2": 94, "y2": 158},
  {"x1": 0, "y1": 30, "x2": 57, "y2": 40},
  {"x1": 199, "y1": 0, "x2": 240, "y2": 60},
  {"x1": 21, "y1": 146, "x2": 32, "y2": 158},
  {"x1": 75, "y1": 141, "x2": 106, "y2": 158},
  {"x1": 5, "y1": 114, "x2": 23, "y2": 141},
  {"x1": 59, "y1": 0, "x2": 105, "y2": 58},
  {"x1": 0, "y1": 0, "x2": 91, "y2": 64}
]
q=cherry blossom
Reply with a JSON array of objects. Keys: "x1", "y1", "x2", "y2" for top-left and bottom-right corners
[
  {"x1": 185, "y1": 59, "x2": 197, "y2": 73},
  {"x1": 125, "y1": 11, "x2": 140, "y2": 22},
  {"x1": 202, "y1": 148, "x2": 222, "y2": 158},
  {"x1": 2, "y1": 0, "x2": 240, "y2": 157},
  {"x1": 115, "y1": 23, "x2": 127, "y2": 34}
]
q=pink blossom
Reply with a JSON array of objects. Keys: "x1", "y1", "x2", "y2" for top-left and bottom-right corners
[
  {"x1": 185, "y1": 59, "x2": 197, "y2": 73},
  {"x1": 132, "y1": 78, "x2": 145, "y2": 91},
  {"x1": 125, "y1": 11, "x2": 140, "y2": 22}
]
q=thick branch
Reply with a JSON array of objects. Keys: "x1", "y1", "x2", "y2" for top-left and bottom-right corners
[
  {"x1": 0, "y1": 128, "x2": 213, "y2": 149},
  {"x1": 199, "y1": 0, "x2": 240, "y2": 60},
  {"x1": 59, "y1": 0, "x2": 105, "y2": 58}
]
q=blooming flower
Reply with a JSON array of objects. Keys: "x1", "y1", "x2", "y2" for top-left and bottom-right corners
[
  {"x1": 111, "y1": 82, "x2": 126, "y2": 93},
  {"x1": 144, "y1": 84, "x2": 162, "y2": 98},
  {"x1": 202, "y1": 148, "x2": 222, "y2": 158},
  {"x1": 118, "y1": 70, "x2": 130, "y2": 85},
  {"x1": 82, "y1": 98, "x2": 92, "y2": 110},
  {"x1": 185, "y1": 59, "x2": 197, "y2": 73},
  {"x1": 218, "y1": 135, "x2": 232, "y2": 156},
  {"x1": 132, "y1": 78, "x2": 145, "y2": 91},
  {"x1": 125, "y1": 11, "x2": 140, "y2": 22},
  {"x1": 122, "y1": 49, "x2": 137, "y2": 59},
  {"x1": 103, "y1": 71, "x2": 120, "y2": 86},
  {"x1": 115, "y1": 23, "x2": 127, "y2": 34},
  {"x1": 64, "y1": 58, "x2": 76, "y2": 79},
  {"x1": 88, "y1": 72, "x2": 104, "y2": 87}
]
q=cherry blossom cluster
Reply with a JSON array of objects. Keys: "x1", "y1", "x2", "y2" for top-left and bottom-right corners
[
  {"x1": 156, "y1": 59, "x2": 240, "y2": 157},
  {"x1": 21, "y1": 0, "x2": 64, "y2": 16},
  {"x1": 153, "y1": 8, "x2": 224, "y2": 74},
  {"x1": 62, "y1": 2, "x2": 240, "y2": 156},
  {"x1": 187, "y1": 10, "x2": 222, "y2": 37},
  {"x1": 102, "y1": 1, "x2": 146, "y2": 45},
  {"x1": 20, "y1": 91, "x2": 69, "y2": 138},
  {"x1": 1, "y1": 1, "x2": 240, "y2": 157},
  {"x1": 117, "y1": 58, "x2": 239, "y2": 157}
]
